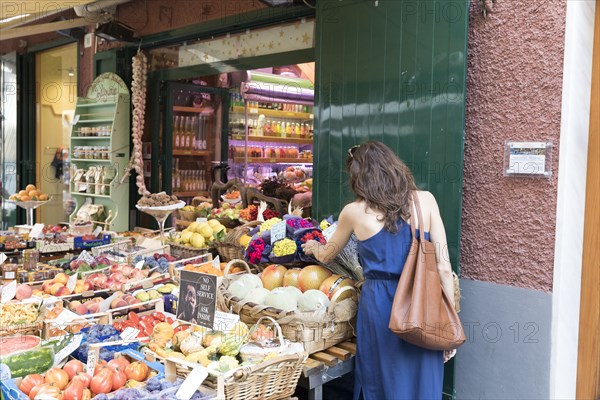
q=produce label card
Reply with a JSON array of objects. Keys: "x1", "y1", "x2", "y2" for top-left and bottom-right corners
[
  {"x1": 66, "y1": 274, "x2": 78, "y2": 292},
  {"x1": 0, "y1": 253, "x2": 7, "y2": 265},
  {"x1": 196, "y1": 218, "x2": 207, "y2": 223},
  {"x1": 99, "y1": 292, "x2": 121, "y2": 313},
  {"x1": 211, "y1": 255, "x2": 220, "y2": 271},
  {"x1": 177, "y1": 270, "x2": 217, "y2": 329},
  {"x1": 29, "y1": 223, "x2": 45, "y2": 239},
  {"x1": 120, "y1": 327, "x2": 140, "y2": 341},
  {"x1": 271, "y1": 220, "x2": 287, "y2": 244},
  {"x1": 54, "y1": 334, "x2": 83, "y2": 364},
  {"x1": 176, "y1": 366, "x2": 209, "y2": 400},
  {"x1": 0, "y1": 364, "x2": 10, "y2": 380},
  {"x1": 86, "y1": 347, "x2": 99, "y2": 375},
  {"x1": 92, "y1": 226, "x2": 102, "y2": 237},
  {"x1": 213, "y1": 311, "x2": 239, "y2": 333},
  {"x1": 0, "y1": 280, "x2": 16, "y2": 304},
  {"x1": 135, "y1": 260, "x2": 145, "y2": 270}
]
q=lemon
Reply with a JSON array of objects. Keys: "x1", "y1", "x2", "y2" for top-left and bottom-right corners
[
  {"x1": 191, "y1": 233, "x2": 206, "y2": 248},
  {"x1": 188, "y1": 221, "x2": 199, "y2": 232},
  {"x1": 181, "y1": 229, "x2": 194, "y2": 244},
  {"x1": 211, "y1": 223, "x2": 225, "y2": 235},
  {"x1": 207, "y1": 219, "x2": 221, "y2": 229},
  {"x1": 198, "y1": 224, "x2": 213, "y2": 238},
  {"x1": 239, "y1": 234, "x2": 251, "y2": 248}
]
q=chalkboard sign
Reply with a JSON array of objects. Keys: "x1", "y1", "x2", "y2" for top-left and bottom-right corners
[{"x1": 177, "y1": 270, "x2": 217, "y2": 329}]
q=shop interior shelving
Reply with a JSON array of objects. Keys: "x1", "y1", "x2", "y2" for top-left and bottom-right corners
[{"x1": 69, "y1": 73, "x2": 130, "y2": 232}]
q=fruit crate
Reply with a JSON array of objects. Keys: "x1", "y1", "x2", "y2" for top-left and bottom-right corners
[
  {"x1": 167, "y1": 252, "x2": 214, "y2": 283},
  {"x1": 42, "y1": 311, "x2": 110, "y2": 339}
]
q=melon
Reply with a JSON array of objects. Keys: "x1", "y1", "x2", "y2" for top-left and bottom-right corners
[
  {"x1": 243, "y1": 287, "x2": 271, "y2": 305},
  {"x1": 264, "y1": 291, "x2": 297, "y2": 312},
  {"x1": 298, "y1": 290, "x2": 330, "y2": 312},
  {"x1": 0, "y1": 335, "x2": 41, "y2": 357}
]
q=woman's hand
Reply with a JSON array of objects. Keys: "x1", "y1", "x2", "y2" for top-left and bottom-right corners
[
  {"x1": 301, "y1": 240, "x2": 321, "y2": 256},
  {"x1": 444, "y1": 349, "x2": 456, "y2": 363}
]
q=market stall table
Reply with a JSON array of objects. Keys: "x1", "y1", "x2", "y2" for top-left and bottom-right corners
[{"x1": 297, "y1": 339, "x2": 356, "y2": 400}]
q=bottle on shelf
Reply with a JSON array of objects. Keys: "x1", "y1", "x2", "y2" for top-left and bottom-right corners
[{"x1": 173, "y1": 116, "x2": 180, "y2": 150}]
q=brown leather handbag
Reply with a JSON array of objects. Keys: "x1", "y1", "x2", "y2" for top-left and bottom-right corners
[{"x1": 389, "y1": 193, "x2": 466, "y2": 351}]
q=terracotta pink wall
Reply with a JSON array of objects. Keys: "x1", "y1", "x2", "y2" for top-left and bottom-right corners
[{"x1": 461, "y1": 1, "x2": 567, "y2": 291}]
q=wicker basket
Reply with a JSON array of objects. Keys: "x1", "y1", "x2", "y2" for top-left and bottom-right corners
[
  {"x1": 177, "y1": 209, "x2": 196, "y2": 222},
  {"x1": 168, "y1": 242, "x2": 215, "y2": 260},
  {"x1": 149, "y1": 317, "x2": 308, "y2": 400},
  {"x1": 218, "y1": 267, "x2": 358, "y2": 355},
  {"x1": 213, "y1": 221, "x2": 261, "y2": 261}
]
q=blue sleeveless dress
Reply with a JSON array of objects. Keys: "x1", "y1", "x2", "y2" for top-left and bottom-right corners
[{"x1": 354, "y1": 221, "x2": 443, "y2": 400}]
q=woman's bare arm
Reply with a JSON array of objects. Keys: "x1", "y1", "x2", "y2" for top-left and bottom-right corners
[{"x1": 302, "y1": 204, "x2": 355, "y2": 264}]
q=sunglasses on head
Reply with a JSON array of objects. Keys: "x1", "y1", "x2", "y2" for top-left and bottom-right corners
[{"x1": 348, "y1": 144, "x2": 361, "y2": 158}]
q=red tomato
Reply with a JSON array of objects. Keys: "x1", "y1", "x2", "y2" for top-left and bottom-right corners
[
  {"x1": 151, "y1": 312, "x2": 165, "y2": 322},
  {"x1": 141, "y1": 315, "x2": 154, "y2": 324},
  {"x1": 139, "y1": 320, "x2": 152, "y2": 334},
  {"x1": 113, "y1": 322, "x2": 123, "y2": 331},
  {"x1": 151, "y1": 319, "x2": 159, "y2": 327},
  {"x1": 128, "y1": 311, "x2": 140, "y2": 323},
  {"x1": 166, "y1": 317, "x2": 174, "y2": 324}
]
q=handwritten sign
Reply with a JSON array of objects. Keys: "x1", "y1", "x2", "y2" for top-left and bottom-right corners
[
  {"x1": 93, "y1": 226, "x2": 102, "y2": 237},
  {"x1": 86, "y1": 346, "x2": 99, "y2": 375},
  {"x1": 120, "y1": 327, "x2": 140, "y2": 341},
  {"x1": 176, "y1": 366, "x2": 208, "y2": 400},
  {"x1": 322, "y1": 223, "x2": 337, "y2": 241},
  {"x1": 0, "y1": 253, "x2": 6, "y2": 265},
  {"x1": 196, "y1": 218, "x2": 207, "y2": 224},
  {"x1": 54, "y1": 334, "x2": 83, "y2": 364},
  {"x1": 270, "y1": 220, "x2": 287, "y2": 244},
  {"x1": 0, "y1": 364, "x2": 11, "y2": 381},
  {"x1": 135, "y1": 260, "x2": 145, "y2": 270},
  {"x1": 178, "y1": 270, "x2": 217, "y2": 329},
  {"x1": 211, "y1": 255, "x2": 220, "y2": 271},
  {"x1": 29, "y1": 223, "x2": 45, "y2": 239},
  {"x1": 1, "y1": 280, "x2": 16, "y2": 304},
  {"x1": 66, "y1": 274, "x2": 78, "y2": 293},
  {"x1": 213, "y1": 311, "x2": 240, "y2": 332}
]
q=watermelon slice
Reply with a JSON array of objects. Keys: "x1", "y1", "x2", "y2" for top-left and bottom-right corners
[{"x1": 0, "y1": 334, "x2": 41, "y2": 357}]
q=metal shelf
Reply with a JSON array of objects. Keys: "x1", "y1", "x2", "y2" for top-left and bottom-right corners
[
  {"x1": 76, "y1": 119, "x2": 114, "y2": 123},
  {"x1": 71, "y1": 136, "x2": 111, "y2": 140},
  {"x1": 70, "y1": 159, "x2": 112, "y2": 163},
  {"x1": 233, "y1": 157, "x2": 312, "y2": 164},
  {"x1": 71, "y1": 192, "x2": 111, "y2": 199},
  {"x1": 230, "y1": 106, "x2": 313, "y2": 120},
  {"x1": 173, "y1": 106, "x2": 214, "y2": 114},
  {"x1": 229, "y1": 134, "x2": 313, "y2": 145},
  {"x1": 172, "y1": 150, "x2": 212, "y2": 156},
  {"x1": 76, "y1": 101, "x2": 117, "y2": 108}
]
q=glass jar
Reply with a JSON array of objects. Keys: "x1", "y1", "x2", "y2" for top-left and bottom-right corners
[
  {"x1": 22, "y1": 249, "x2": 39, "y2": 271},
  {"x1": 1, "y1": 262, "x2": 18, "y2": 280}
]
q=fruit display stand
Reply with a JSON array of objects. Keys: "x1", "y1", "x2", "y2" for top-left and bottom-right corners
[
  {"x1": 5, "y1": 198, "x2": 52, "y2": 227},
  {"x1": 69, "y1": 73, "x2": 130, "y2": 233}
]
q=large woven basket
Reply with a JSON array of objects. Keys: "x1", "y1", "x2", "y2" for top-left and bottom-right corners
[
  {"x1": 147, "y1": 317, "x2": 308, "y2": 400},
  {"x1": 168, "y1": 242, "x2": 214, "y2": 260},
  {"x1": 213, "y1": 220, "x2": 261, "y2": 262},
  {"x1": 218, "y1": 263, "x2": 358, "y2": 355}
]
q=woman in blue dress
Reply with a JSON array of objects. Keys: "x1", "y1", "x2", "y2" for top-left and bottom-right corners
[{"x1": 302, "y1": 141, "x2": 456, "y2": 400}]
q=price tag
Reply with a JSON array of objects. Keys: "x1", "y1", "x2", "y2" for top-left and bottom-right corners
[
  {"x1": 270, "y1": 220, "x2": 287, "y2": 244},
  {"x1": 213, "y1": 311, "x2": 240, "y2": 332},
  {"x1": 1, "y1": 280, "x2": 17, "y2": 304},
  {"x1": 249, "y1": 108, "x2": 258, "y2": 114},
  {"x1": 0, "y1": 253, "x2": 6, "y2": 265},
  {"x1": 54, "y1": 334, "x2": 83, "y2": 364},
  {"x1": 99, "y1": 292, "x2": 120, "y2": 313},
  {"x1": 120, "y1": 327, "x2": 140, "y2": 340},
  {"x1": 211, "y1": 255, "x2": 220, "y2": 270},
  {"x1": 322, "y1": 223, "x2": 337, "y2": 241},
  {"x1": 73, "y1": 114, "x2": 80, "y2": 125},
  {"x1": 135, "y1": 260, "x2": 145, "y2": 270},
  {"x1": 92, "y1": 226, "x2": 102, "y2": 237},
  {"x1": 29, "y1": 223, "x2": 45, "y2": 239},
  {"x1": 66, "y1": 273, "x2": 78, "y2": 293},
  {"x1": 86, "y1": 347, "x2": 98, "y2": 375},
  {"x1": 0, "y1": 364, "x2": 11, "y2": 381},
  {"x1": 196, "y1": 218, "x2": 207, "y2": 223},
  {"x1": 176, "y1": 366, "x2": 209, "y2": 400}
]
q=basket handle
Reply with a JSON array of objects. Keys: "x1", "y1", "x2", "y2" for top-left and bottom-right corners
[
  {"x1": 327, "y1": 286, "x2": 357, "y2": 313},
  {"x1": 223, "y1": 259, "x2": 251, "y2": 276},
  {"x1": 252, "y1": 315, "x2": 286, "y2": 348}
]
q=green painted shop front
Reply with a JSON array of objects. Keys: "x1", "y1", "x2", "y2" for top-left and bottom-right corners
[{"x1": 92, "y1": 1, "x2": 469, "y2": 397}]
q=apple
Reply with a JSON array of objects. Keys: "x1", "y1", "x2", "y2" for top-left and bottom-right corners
[{"x1": 260, "y1": 264, "x2": 288, "y2": 290}]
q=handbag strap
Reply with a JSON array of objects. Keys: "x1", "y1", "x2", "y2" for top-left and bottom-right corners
[{"x1": 411, "y1": 191, "x2": 425, "y2": 241}]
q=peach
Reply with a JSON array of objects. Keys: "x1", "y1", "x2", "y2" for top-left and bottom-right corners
[
  {"x1": 69, "y1": 300, "x2": 82, "y2": 310},
  {"x1": 32, "y1": 289, "x2": 44, "y2": 297},
  {"x1": 25, "y1": 184, "x2": 36, "y2": 192},
  {"x1": 50, "y1": 283, "x2": 64, "y2": 296},
  {"x1": 18, "y1": 190, "x2": 27, "y2": 197},
  {"x1": 55, "y1": 287, "x2": 72, "y2": 297},
  {"x1": 20, "y1": 195, "x2": 30, "y2": 202},
  {"x1": 86, "y1": 303, "x2": 99, "y2": 314},
  {"x1": 74, "y1": 283, "x2": 85, "y2": 294},
  {"x1": 82, "y1": 281, "x2": 94, "y2": 291},
  {"x1": 54, "y1": 273, "x2": 69, "y2": 285},
  {"x1": 75, "y1": 304, "x2": 88, "y2": 315},
  {"x1": 110, "y1": 298, "x2": 128, "y2": 309},
  {"x1": 42, "y1": 280, "x2": 55, "y2": 293}
]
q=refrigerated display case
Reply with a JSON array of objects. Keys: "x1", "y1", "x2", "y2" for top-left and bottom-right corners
[
  {"x1": 227, "y1": 71, "x2": 314, "y2": 185},
  {"x1": 150, "y1": 82, "x2": 230, "y2": 200}
]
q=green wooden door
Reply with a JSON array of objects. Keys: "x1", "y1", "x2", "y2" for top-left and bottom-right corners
[{"x1": 314, "y1": 1, "x2": 469, "y2": 397}]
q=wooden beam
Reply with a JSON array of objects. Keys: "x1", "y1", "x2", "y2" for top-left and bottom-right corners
[
  {"x1": 576, "y1": 0, "x2": 600, "y2": 398},
  {"x1": 0, "y1": 16, "x2": 108, "y2": 40},
  {"x1": 0, "y1": 0, "x2": 96, "y2": 30}
]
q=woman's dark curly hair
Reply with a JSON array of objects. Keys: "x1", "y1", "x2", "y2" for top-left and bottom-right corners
[{"x1": 346, "y1": 141, "x2": 417, "y2": 233}]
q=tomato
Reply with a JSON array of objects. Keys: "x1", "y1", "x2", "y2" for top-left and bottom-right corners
[
  {"x1": 128, "y1": 311, "x2": 140, "y2": 323},
  {"x1": 151, "y1": 319, "x2": 159, "y2": 327},
  {"x1": 64, "y1": 379, "x2": 85, "y2": 400},
  {"x1": 151, "y1": 312, "x2": 165, "y2": 322},
  {"x1": 139, "y1": 320, "x2": 152, "y2": 335},
  {"x1": 166, "y1": 317, "x2": 174, "y2": 324},
  {"x1": 113, "y1": 321, "x2": 123, "y2": 331},
  {"x1": 124, "y1": 361, "x2": 149, "y2": 381},
  {"x1": 72, "y1": 372, "x2": 92, "y2": 388},
  {"x1": 141, "y1": 315, "x2": 154, "y2": 325},
  {"x1": 18, "y1": 374, "x2": 44, "y2": 395},
  {"x1": 44, "y1": 367, "x2": 69, "y2": 390},
  {"x1": 63, "y1": 359, "x2": 84, "y2": 380},
  {"x1": 90, "y1": 368, "x2": 113, "y2": 394},
  {"x1": 111, "y1": 368, "x2": 128, "y2": 391}
]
